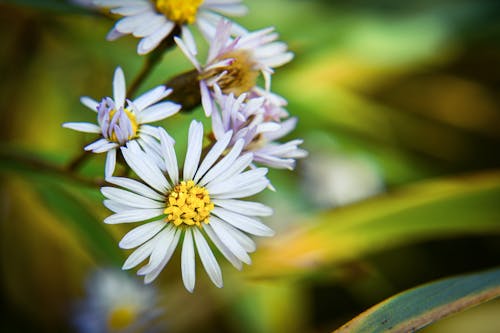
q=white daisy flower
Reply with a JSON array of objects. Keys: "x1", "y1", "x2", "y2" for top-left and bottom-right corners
[
  {"x1": 211, "y1": 87, "x2": 307, "y2": 170},
  {"x1": 73, "y1": 269, "x2": 164, "y2": 333},
  {"x1": 94, "y1": 0, "x2": 248, "y2": 55},
  {"x1": 175, "y1": 19, "x2": 293, "y2": 116},
  {"x1": 102, "y1": 120, "x2": 274, "y2": 292},
  {"x1": 63, "y1": 67, "x2": 181, "y2": 177}
]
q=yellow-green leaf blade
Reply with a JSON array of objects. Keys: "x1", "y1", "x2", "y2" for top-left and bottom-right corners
[{"x1": 333, "y1": 268, "x2": 500, "y2": 333}]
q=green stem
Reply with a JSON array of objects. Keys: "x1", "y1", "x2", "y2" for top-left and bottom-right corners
[{"x1": 0, "y1": 150, "x2": 104, "y2": 188}]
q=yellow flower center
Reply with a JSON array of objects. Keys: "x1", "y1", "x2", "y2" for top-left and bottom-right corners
[
  {"x1": 164, "y1": 180, "x2": 214, "y2": 227},
  {"x1": 200, "y1": 50, "x2": 259, "y2": 96},
  {"x1": 107, "y1": 306, "x2": 138, "y2": 331},
  {"x1": 155, "y1": 0, "x2": 203, "y2": 25},
  {"x1": 108, "y1": 108, "x2": 139, "y2": 143}
]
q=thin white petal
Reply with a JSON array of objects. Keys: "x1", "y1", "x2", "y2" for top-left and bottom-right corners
[
  {"x1": 104, "y1": 208, "x2": 164, "y2": 224},
  {"x1": 138, "y1": 101, "x2": 180, "y2": 123},
  {"x1": 198, "y1": 139, "x2": 244, "y2": 186},
  {"x1": 62, "y1": 122, "x2": 101, "y2": 133},
  {"x1": 122, "y1": 238, "x2": 156, "y2": 270},
  {"x1": 213, "y1": 179, "x2": 269, "y2": 199},
  {"x1": 101, "y1": 187, "x2": 164, "y2": 209},
  {"x1": 183, "y1": 121, "x2": 203, "y2": 181},
  {"x1": 137, "y1": 21, "x2": 175, "y2": 55},
  {"x1": 121, "y1": 144, "x2": 170, "y2": 193},
  {"x1": 174, "y1": 36, "x2": 202, "y2": 71},
  {"x1": 80, "y1": 96, "x2": 99, "y2": 111},
  {"x1": 158, "y1": 128, "x2": 179, "y2": 184},
  {"x1": 204, "y1": 224, "x2": 242, "y2": 270},
  {"x1": 209, "y1": 217, "x2": 251, "y2": 264},
  {"x1": 105, "y1": 149, "x2": 117, "y2": 178},
  {"x1": 181, "y1": 229, "x2": 196, "y2": 292},
  {"x1": 212, "y1": 199, "x2": 273, "y2": 216},
  {"x1": 113, "y1": 67, "x2": 126, "y2": 109},
  {"x1": 206, "y1": 153, "x2": 253, "y2": 187},
  {"x1": 133, "y1": 86, "x2": 172, "y2": 111},
  {"x1": 106, "y1": 176, "x2": 164, "y2": 201},
  {"x1": 144, "y1": 228, "x2": 181, "y2": 283},
  {"x1": 103, "y1": 199, "x2": 131, "y2": 213},
  {"x1": 181, "y1": 25, "x2": 197, "y2": 55},
  {"x1": 212, "y1": 207, "x2": 275, "y2": 237},
  {"x1": 193, "y1": 228, "x2": 223, "y2": 288},
  {"x1": 193, "y1": 130, "x2": 232, "y2": 182},
  {"x1": 119, "y1": 220, "x2": 166, "y2": 249},
  {"x1": 138, "y1": 226, "x2": 175, "y2": 275}
]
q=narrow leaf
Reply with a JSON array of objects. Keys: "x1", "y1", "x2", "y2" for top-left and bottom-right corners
[{"x1": 333, "y1": 268, "x2": 500, "y2": 333}]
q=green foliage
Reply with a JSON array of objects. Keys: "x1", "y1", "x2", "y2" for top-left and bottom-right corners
[
  {"x1": 249, "y1": 171, "x2": 500, "y2": 278},
  {"x1": 333, "y1": 268, "x2": 500, "y2": 332}
]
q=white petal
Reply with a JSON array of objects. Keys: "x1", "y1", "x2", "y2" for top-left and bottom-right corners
[
  {"x1": 209, "y1": 217, "x2": 251, "y2": 264},
  {"x1": 119, "y1": 220, "x2": 166, "y2": 249},
  {"x1": 106, "y1": 176, "x2": 164, "y2": 201},
  {"x1": 204, "y1": 224, "x2": 242, "y2": 270},
  {"x1": 212, "y1": 199, "x2": 273, "y2": 216},
  {"x1": 183, "y1": 121, "x2": 203, "y2": 181},
  {"x1": 213, "y1": 179, "x2": 269, "y2": 199},
  {"x1": 104, "y1": 208, "x2": 164, "y2": 224},
  {"x1": 80, "y1": 96, "x2": 99, "y2": 111},
  {"x1": 158, "y1": 128, "x2": 179, "y2": 184},
  {"x1": 106, "y1": 28, "x2": 126, "y2": 41},
  {"x1": 84, "y1": 138, "x2": 115, "y2": 152},
  {"x1": 198, "y1": 139, "x2": 244, "y2": 186},
  {"x1": 137, "y1": 21, "x2": 175, "y2": 55},
  {"x1": 132, "y1": 14, "x2": 167, "y2": 37},
  {"x1": 62, "y1": 122, "x2": 101, "y2": 133},
  {"x1": 137, "y1": 226, "x2": 175, "y2": 274},
  {"x1": 110, "y1": 4, "x2": 149, "y2": 16},
  {"x1": 218, "y1": 220, "x2": 256, "y2": 253},
  {"x1": 113, "y1": 67, "x2": 126, "y2": 109},
  {"x1": 206, "y1": 153, "x2": 253, "y2": 187},
  {"x1": 181, "y1": 25, "x2": 197, "y2": 55},
  {"x1": 122, "y1": 238, "x2": 156, "y2": 270},
  {"x1": 181, "y1": 229, "x2": 196, "y2": 292},
  {"x1": 138, "y1": 101, "x2": 180, "y2": 123},
  {"x1": 207, "y1": 167, "x2": 268, "y2": 195},
  {"x1": 121, "y1": 145, "x2": 170, "y2": 193},
  {"x1": 174, "y1": 36, "x2": 202, "y2": 71},
  {"x1": 103, "y1": 199, "x2": 131, "y2": 213},
  {"x1": 139, "y1": 124, "x2": 161, "y2": 139},
  {"x1": 115, "y1": 11, "x2": 156, "y2": 34},
  {"x1": 105, "y1": 149, "x2": 116, "y2": 178},
  {"x1": 200, "y1": 81, "x2": 215, "y2": 116},
  {"x1": 144, "y1": 228, "x2": 181, "y2": 283},
  {"x1": 212, "y1": 207, "x2": 275, "y2": 237},
  {"x1": 193, "y1": 130, "x2": 232, "y2": 182},
  {"x1": 101, "y1": 187, "x2": 164, "y2": 209},
  {"x1": 133, "y1": 86, "x2": 171, "y2": 111},
  {"x1": 193, "y1": 228, "x2": 223, "y2": 288}
]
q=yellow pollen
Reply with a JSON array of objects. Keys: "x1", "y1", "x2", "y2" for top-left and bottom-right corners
[
  {"x1": 155, "y1": 0, "x2": 203, "y2": 25},
  {"x1": 200, "y1": 50, "x2": 259, "y2": 96},
  {"x1": 108, "y1": 108, "x2": 139, "y2": 143},
  {"x1": 164, "y1": 180, "x2": 214, "y2": 227},
  {"x1": 107, "y1": 306, "x2": 138, "y2": 331}
]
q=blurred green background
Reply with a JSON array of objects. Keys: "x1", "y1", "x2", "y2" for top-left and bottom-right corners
[{"x1": 1, "y1": 0, "x2": 500, "y2": 332}]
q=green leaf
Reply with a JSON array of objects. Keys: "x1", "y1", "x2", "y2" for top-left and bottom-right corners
[
  {"x1": 34, "y1": 181, "x2": 123, "y2": 265},
  {"x1": 333, "y1": 268, "x2": 500, "y2": 333},
  {"x1": 248, "y1": 171, "x2": 500, "y2": 278}
]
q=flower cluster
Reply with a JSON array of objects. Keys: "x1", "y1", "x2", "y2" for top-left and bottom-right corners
[{"x1": 65, "y1": 0, "x2": 306, "y2": 292}]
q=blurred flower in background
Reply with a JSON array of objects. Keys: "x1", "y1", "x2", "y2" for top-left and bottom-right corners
[
  {"x1": 73, "y1": 269, "x2": 165, "y2": 333},
  {"x1": 302, "y1": 149, "x2": 384, "y2": 208}
]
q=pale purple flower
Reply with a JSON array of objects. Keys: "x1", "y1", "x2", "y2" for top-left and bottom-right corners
[
  {"x1": 175, "y1": 19, "x2": 293, "y2": 116},
  {"x1": 63, "y1": 67, "x2": 181, "y2": 177},
  {"x1": 102, "y1": 120, "x2": 274, "y2": 292},
  {"x1": 94, "y1": 0, "x2": 247, "y2": 55},
  {"x1": 211, "y1": 87, "x2": 307, "y2": 170}
]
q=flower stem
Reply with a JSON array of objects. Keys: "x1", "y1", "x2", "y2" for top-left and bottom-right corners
[{"x1": 0, "y1": 149, "x2": 104, "y2": 188}]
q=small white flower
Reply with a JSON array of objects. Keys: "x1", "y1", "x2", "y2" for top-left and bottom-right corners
[
  {"x1": 94, "y1": 0, "x2": 248, "y2": 55},
  {"x1": 211, "y1": 87, "x2": 307, "y2": 170},
  {"x1": 302, "y1": 152, "x2": 384, "y2": 208},
  {"x1": 102, "y1": 120, "x2": 274, "y2": 292},
  {"x1": 175, "y1": 19, "x2": 293, "y2": 116},
  {"x1": 73, "y1": 269, "x2": 164, "y2": 333},
  {"x1": 63, "y1": 67, "x2": 181, "y2": 177}
]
